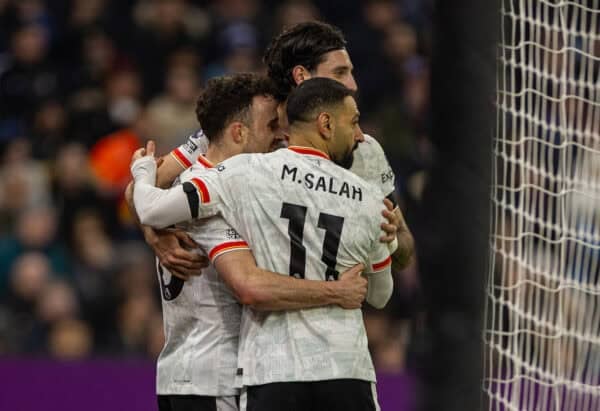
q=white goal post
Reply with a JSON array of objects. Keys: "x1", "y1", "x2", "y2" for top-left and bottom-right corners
[{"x1": 484, "y1": 0, "x2": 600, "y2": 410}]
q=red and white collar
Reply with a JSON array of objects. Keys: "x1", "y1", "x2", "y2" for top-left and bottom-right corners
[
  {"x1": 196, "y1": 154, "x2": 214, "y2": 169},
  {"x1": 287, "y1": 146, "x2": 330, "y2": 160}
]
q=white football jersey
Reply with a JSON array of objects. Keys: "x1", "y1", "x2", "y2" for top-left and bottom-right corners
[
  {"x1": 132, "y1": 147, "x2": 392, "y2": 386},
  {"x1": 351, "y1": 134, "x2": 396, "y2": 198},
  {"x1": 155, "y1": 157, "x2": 248, "y2": 396},
  {"x1": 172, "y1": 129, "x2": 395, "y2": 197}
]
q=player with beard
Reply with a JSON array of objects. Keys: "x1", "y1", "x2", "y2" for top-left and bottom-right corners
[
  {"x1": 126, "y1": 74, "x2": 369, "y2": 411},
  {"x1": 142, "y1": 21, "x2": 412, "y2": 280},
  {"x1": 132, "y1": 78, "x2": 393, "y2": 411}
]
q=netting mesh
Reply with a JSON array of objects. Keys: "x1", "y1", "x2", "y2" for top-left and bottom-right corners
[{"x1": 484, "y1": 0, "x2": 600, "y2": 410}]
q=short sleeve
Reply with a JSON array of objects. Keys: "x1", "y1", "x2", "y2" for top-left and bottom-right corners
[
  {"x1": 193, "y1": 217, "x2": 250, "y2": 263},
  {"x1": 366, "y1": 240, "x2": 392, "y2": 274},
  {"x1": 170, "y1": 129, "x2": 209, "y2": 168},
  {"x1": 180, "y1": 153, "x2": 255, "y2": 220}
]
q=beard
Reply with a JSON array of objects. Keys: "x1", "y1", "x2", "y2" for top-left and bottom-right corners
[
  {"x1": 269, "y1": 138, "x2": 288, "y2": 152},
  {"x1": 334, "y1": 142, "x2": 359, "y2": 169}
]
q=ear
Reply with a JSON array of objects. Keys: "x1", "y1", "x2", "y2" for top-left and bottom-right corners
[
  {"x1": 230, "y1": 122, "x2": 247, "y2": 145},
  {"x1": 292, "y1": 65, "x2": 311, "y2": 86},
  {"x1": 316, "y1": 112, "x2": 334, "y2": 140}
]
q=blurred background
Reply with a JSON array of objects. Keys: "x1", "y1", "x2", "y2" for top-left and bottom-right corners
[{"x1": 0, "y1": 0, "x2": 497, "y2": 410}]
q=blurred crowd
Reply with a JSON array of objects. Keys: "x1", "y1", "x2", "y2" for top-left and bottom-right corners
[{"x1": 0, "y1": 0, "x2": 433, "y2": 374}]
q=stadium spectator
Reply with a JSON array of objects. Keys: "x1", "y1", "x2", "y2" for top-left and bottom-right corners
[{"x1": 0, "y1": 0, "x2": 431, "y2": 381}]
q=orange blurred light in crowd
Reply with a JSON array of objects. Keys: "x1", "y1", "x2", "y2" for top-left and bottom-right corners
[{"x1": 89, "y1": 129, "x2": 141, "y2": 191}]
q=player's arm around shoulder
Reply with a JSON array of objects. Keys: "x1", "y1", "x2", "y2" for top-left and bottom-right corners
[
  {"x1": 214, "y1": 250, "x2": 368, "y2": 311},
  {"x1": 130, "y1": 141, "x2": 220, "y2": 228}
]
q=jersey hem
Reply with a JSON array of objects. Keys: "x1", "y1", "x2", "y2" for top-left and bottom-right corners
[{"x1": 240, "y1": 373, "x2": 377, "y2": 387}]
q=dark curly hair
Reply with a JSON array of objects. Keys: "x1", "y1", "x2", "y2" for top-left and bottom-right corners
[
  {"x1": 263, "y1": 21, "x2": 346, "y2": 100},
  {"x1": 195, "y1": 73, "x2": 278, "y2": 142},
  {"x1": 286, "y1": 77, "x2": 354, "y2": 126}
]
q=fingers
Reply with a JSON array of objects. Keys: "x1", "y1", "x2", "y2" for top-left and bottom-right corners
[
  {"x1": 340, "y1": 263, "x2": 365, "y2": 279},
  {"x1": 131, "y1": 140, "x2": 157, "y2": 164},
  {"x1": 380, "y1": 222, "x2": 397, "y2": 235},
  {"x1": 381, "y1": 208, "x2": 399, "y2": 225},
  {"x1": 146, "y1": 140, "x2": 156, "y2": 156},
  {"x1": 172, "y1": 230, "x2": 199, "y2": 248},
  {"x1": 383, "y1": 198, "x2": 394, "y2": 211},
  {"x1": 165, "y1": 249, "x2": 208, "y2": 269},
  {"x1": 161, "y1": 258, "x2": 205, "y2": 277},
  {"x1": 169, "y1": 270, "x2": 191, "y2": 281},
  {"x1": 131, "y1": 147, "x2": 147, "y2": 163},
  {"x1": 379, "y1": 222, "x2": 397, "y2": 243},
  {"x1": 346, "y1": 263, "x2": 365, "y2": 276}
]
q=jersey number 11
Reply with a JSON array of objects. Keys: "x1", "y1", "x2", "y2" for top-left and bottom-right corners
[{"x1": 280, "y1": 202, "x2": 344, "y2": 281}]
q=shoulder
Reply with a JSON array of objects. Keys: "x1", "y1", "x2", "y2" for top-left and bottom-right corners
[
  {"x1": 355, "y1": 134, "x2": 387, "y2": 159},
  {"x1": 180, "y1": 162, "x2": 211, "y2": 181},
  {"x1": 351, "y1": 134, "x2": 395, "y2": 195},
  {"x1": 330, "y1": 160, "x2": 386, "y2": 200},
  {"x1": 219, "y1": 153, "x2": 259, "y2": 169}
]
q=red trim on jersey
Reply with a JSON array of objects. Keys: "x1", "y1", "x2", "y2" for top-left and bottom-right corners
[
  {"x1": 372, "y1": 255, "x2": 392, "y2": 271},
  {"x1": 197, "y1": 155, "x2": 214, "y2": 169},
  {"x1": 171, "y1": 148, "x2": 192, "y2": 168},
  {"x1": 287, "y1": 146, "x2": 330, "y2": 160},
  {"x1": 209, "y1": 241, "x2": 250, "y2": 261},
  {"x1": 190, "y1": 177, "x2": 211, "y2": 203}
]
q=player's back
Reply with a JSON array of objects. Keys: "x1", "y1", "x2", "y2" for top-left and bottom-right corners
[{"x1": 202, "y1": 146, "x2": 391, "y2": 386}]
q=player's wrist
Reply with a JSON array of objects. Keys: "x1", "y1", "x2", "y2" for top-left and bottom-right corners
[
  {"x1": 326, "y1": 280, "x2": 344, "y2": 305},
  {"x1": 131, "y1": 156, "x2": 157, "y2": 185},
  {"x1": 142, "y1": 225, "x2": 159, "y2": 245}
]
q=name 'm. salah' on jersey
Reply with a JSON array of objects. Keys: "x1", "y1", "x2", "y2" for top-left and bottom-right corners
[
  {"x1": 171, "y1": 130, "x2": 395, "y2": 198},
  {"x1": 155, "y1": 156, "x2": 249, "y2": 397},
  {"x1": 177, "y1": 147, "x2": 391, "y2": 386}
]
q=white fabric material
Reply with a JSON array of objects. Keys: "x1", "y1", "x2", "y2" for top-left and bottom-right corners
[
  {"x1": 216, "y1": 396, "x2": 239, "y2": 411},
  {"x1": 133, "y1": 148, "x2": 392, "y2": 386},
  {"x1": 132, "y1": 156, "x2": 218, "y2": 228},
  {"x1": 156, "y1": 161, "x2": 247, "y2": 396},
  {"x1": 350, "y1": 134, "x2": 396, "y2": 198},
  {"x1": 172, "y1": 130, "x2": 396, "y2": 197},
  {"x1": 366, "y1": 267, "x2": 393, "y2": 309}
]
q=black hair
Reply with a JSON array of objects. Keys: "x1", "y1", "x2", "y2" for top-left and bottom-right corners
[
  {"x1": 263, "y1": 21, "x2": 346, "y2": 100},
  {"x1": 195, "y1": 73, "x2": 278, "y2": 141},
  {"x1": 286, "y1": 77, "x2": 354, "y2": 126}
]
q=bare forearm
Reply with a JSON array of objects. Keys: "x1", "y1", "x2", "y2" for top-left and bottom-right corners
[
  {"x1": 236, "y1": 268, "x2": 340, "y2": 311},
  {"x1": 156, "y1": 153, "x2": 186, "y2": 188},
  {"x1": 125, "y1": 180, "x2": 144, "y2": 228},
  {"x1": 215, "y1": 250, "x2": 366, "y2": 311}
]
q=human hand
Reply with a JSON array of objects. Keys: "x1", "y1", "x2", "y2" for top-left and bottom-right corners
[
  {"x1": 143, "y1": 225, "x2": 209, "y2": 280},
  {"x1": 380, "y1": 198, "x2": 399, "y2": 243},
  {"x1": 131, "y1": 140, "x2": 157, "y2": 165},
  {"x1": 335, "y1": 263, "x2": 367, "y2": 309}
]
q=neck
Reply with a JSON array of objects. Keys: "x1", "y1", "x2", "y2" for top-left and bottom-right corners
[
  {"x1": 205, "y1": 141, "x2": 241, "y2": 164},
  {"x1": 288, "y1": 127, "x2": 329, "y2": 156}
]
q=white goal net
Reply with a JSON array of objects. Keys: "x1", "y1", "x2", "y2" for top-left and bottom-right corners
[{"x1": 484, "y1": 0, "x2": 600, "y2": 410}]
